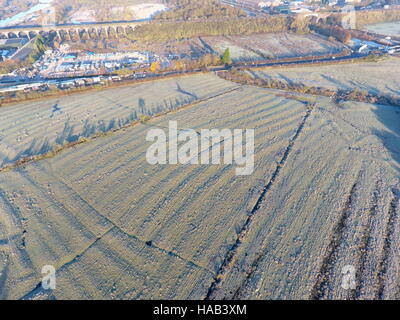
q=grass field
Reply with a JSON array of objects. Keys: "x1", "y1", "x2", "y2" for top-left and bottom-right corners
[
  {"x1": 120, "y1": 33, "x2": 345, "y2": 62},
  {"x1": 364, "y1": 21, "x2": 400, "y2": 36},
  {"x1": 0, "y1": 70, "x2": 399, "y2": 299},
  {"x1": 0, "y1": 73, "x2": 238, "y2": 168},
  {"x1": 201, "y1": 33, "x2": 344, "y2": 62},
  {"x1": 246, "y1": 57, "x2": 400, "y2": 99},
  {"x1": 210, "y1": 98, "x2": 400, "y2": 299}
]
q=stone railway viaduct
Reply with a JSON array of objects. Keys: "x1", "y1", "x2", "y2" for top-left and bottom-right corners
[
  {"x1": 0, "y1": 21, "x2": 146, "y2": 41},
  {"x1": 0, "y1": 13, "x2": 335, "y2": 41}
]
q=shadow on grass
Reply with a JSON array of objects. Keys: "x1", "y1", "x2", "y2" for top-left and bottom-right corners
[
  {"x1": 1, "y1": 93, "x2": 199, "y2": 167},
  {"x1": 372, "y1": 104, "x2": 400, "y2": 172}
]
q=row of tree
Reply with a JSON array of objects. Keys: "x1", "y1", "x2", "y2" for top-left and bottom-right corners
[
  {"x1": 310, "y1": 23, "x2": 351, "y2": 44},
  {"x1": 115, "y1": 52, "x2": 224, "y2": 77},
  {"x1": 128, "y1": 16, "x2": 309, "y2": 42},
  {"x1": 310, "y1": 8, "x2": 400, "y2": 30},
  {"x1": 355, "y1": 8, "x2": 400, "y2": 28}
]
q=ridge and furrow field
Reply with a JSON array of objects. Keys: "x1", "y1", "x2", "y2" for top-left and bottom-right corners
[
  {"x1": 247, "y1": 57, "x2": 400, "y2": 99},
  {"x1": 210, "y1": 99, "x2": 400, "y2": 300},
  {"x1": 0, "y1": 79, "x2": 309, "y2": 299},
  {"x1": 0, "y1": 73, "x2": 399, "y2": 299},
  {"x1": 0, "y1": 74, "x2": 239, "y2": 168}
]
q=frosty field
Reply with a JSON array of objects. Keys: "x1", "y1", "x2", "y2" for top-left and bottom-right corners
[
  {"x1": 248, "y1": 57, "x2": 400, "y2": 98},
  {"x1": 0, "y1": 71, "x2": 399, "y2": 300},
  {"x1": 0, "y1": 74, "x2": 238, "y2": 168},
  {"x1": 201, "y1": 33, "x2": 344, "y2": 62},
  {"x1": 365, "y1": 21, "x2": 400, "y2": 36},
  {"x1": 132, "y1": 33, "x2": 344, "y2": 63}
]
